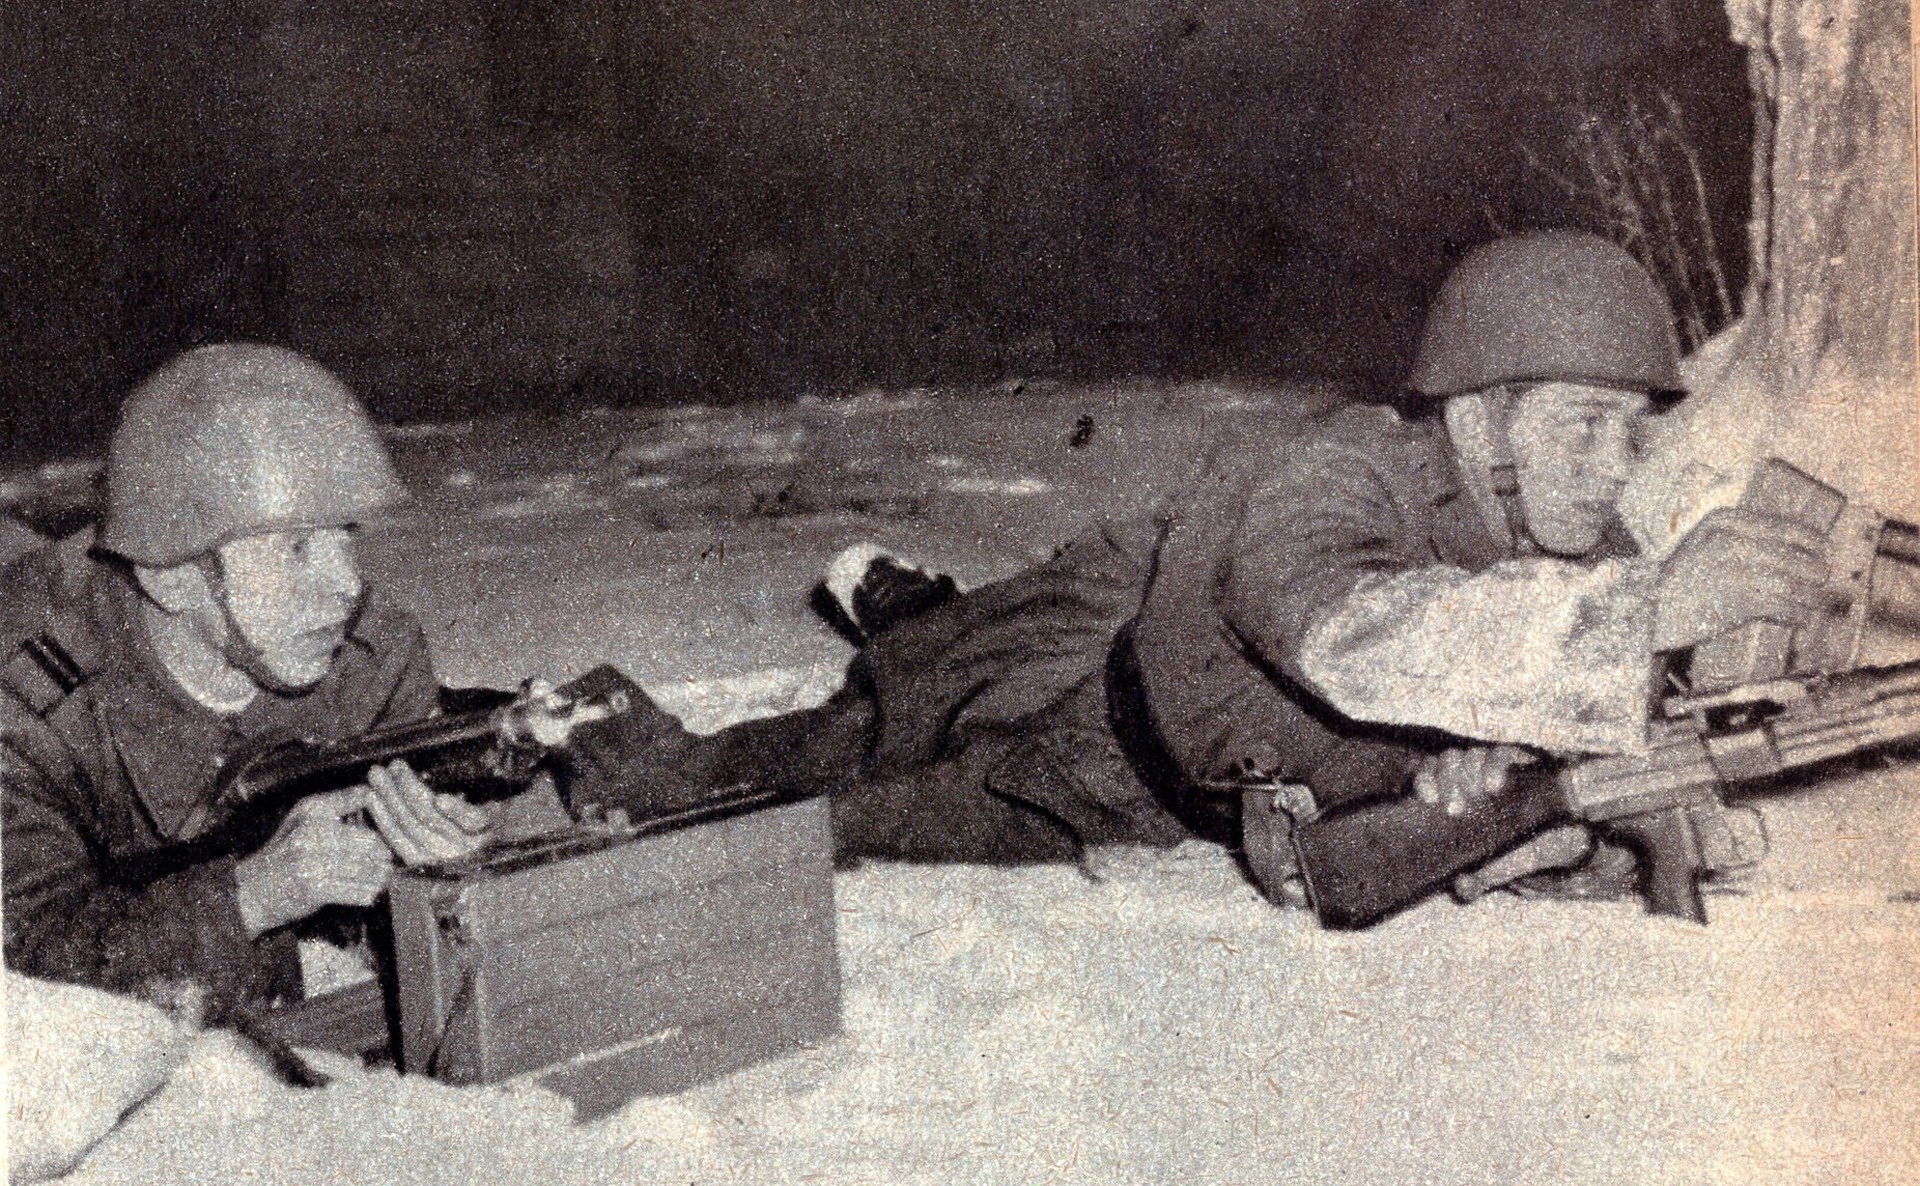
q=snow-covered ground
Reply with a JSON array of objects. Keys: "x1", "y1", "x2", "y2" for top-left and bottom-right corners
[{"x1": 6, "y1": 379, "x2": 1918, "y2": 1184}]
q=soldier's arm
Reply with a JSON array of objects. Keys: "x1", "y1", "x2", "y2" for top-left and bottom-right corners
[
  {"x1": 554, "y1": 665, "x2": 872, "y2": 819},
  {"x1": 1295, "y1": 559, "x2": 1659, "y2": 754},
  {"x1": 3, "y1": 712, "x2": 287, "y2": 1005},
  {"x1": 1218, "y1": 442, "x2": 1660, "y2": 755}
]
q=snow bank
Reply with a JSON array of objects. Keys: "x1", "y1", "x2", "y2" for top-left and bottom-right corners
[{"x1": 58, "y1": 810, "x2": 1919, "y2": 1185}]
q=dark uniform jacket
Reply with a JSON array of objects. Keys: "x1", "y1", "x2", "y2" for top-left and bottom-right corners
[
  {"x1": 557, "y1": 514, "x2": 1192, "y2": 865},
  {"x1": 1, "y1": 532, "x2": 439, "y2": 1007},
  {"x1": 1126, "y1": 404, "x2": 1530, "y2": 813},
  {"x1": 571, "y1": 404, "x2": 1537, "y2": 862}
]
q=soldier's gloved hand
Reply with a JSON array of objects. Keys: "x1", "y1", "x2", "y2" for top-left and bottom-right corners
[
  {"x1": 1652, "y1": 507, "x2": 1837, "y2": 653},
  {"x1": 1414, "y1": 745, "x2": 1535, "y2": 817},
  {"x1": 364, "y1": 759, "x2": 494, "y2": 867},
  {"x1": 234, "y1": 787, "x2": 395, "y2": 937}
]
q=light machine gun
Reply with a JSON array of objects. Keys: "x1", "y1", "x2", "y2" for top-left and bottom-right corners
[
  {"x1": 1293, "y1": 661, "x2": 1920, "y2": 927},
  {"x1": 1291, "y1": 460, "x2": 1920, "y2": 928}
]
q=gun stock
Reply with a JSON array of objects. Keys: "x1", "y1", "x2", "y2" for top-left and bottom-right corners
[{"x1": 1292, "y1": 766, "x2": 1565, "y2": 929}]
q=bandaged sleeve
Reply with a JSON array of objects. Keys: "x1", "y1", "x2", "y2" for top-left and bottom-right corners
[{"x1": 1295, "y1": 558, "x2": 1662, "y2": 755}]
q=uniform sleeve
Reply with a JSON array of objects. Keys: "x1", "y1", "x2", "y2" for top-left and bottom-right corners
[
  {"x1": 3, "y1": 706, "x2": 285, "y2": 1005},
  {"x1": 555, "y1": 665, "x2": 872, "y2": 818},
  {"x1": 1217, "y1": 434, "x2": 1438, "y2": 684},
  {"x1": 1218, "y1": 433, "x2": 1659, "y2": 756},
  {"x1": 551, "y1": 665, "x2": 717, "y2": 817},
  {"x1": 1295, "y1": 559, "x2": 1662, "y2": 755}
]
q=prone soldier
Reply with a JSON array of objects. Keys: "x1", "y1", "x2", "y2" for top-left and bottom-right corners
[
  {"x1": 1123, "y1": 230, "x2": 1874, "y2": 909},
  {"x1": 1, "y1": 345, "x2": 510, "y2": 1014},
  {"x1": 556, "y1": 229, "x2": 1872, "y2": 917}
]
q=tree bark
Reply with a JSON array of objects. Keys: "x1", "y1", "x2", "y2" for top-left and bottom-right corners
[{"x1": 1626, "y1": 0, "x2": 1918, "y2": 544}]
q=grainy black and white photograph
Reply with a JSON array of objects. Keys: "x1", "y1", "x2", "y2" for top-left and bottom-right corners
[{"x1": 2, "y1": 1, "x2": 1916, "y2": 1182}]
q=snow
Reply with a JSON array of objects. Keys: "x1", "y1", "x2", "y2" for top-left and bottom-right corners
[
  {"x1": 53, "y1": 830, "x2": 1920, "y2": 1185},
  {"x1": 7, "y1": 379, "x2": 1919, "y2": 1183}
]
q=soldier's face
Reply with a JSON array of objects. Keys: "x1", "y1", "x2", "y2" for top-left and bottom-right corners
[
  {"x1": 214, "y1": 526, "x2": 365, "y2": 688},
  {"x1": 1507, "y1": 383, "x2": 1650, "y2": 557}
]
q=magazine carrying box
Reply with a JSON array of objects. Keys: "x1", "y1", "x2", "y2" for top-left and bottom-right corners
[{"x1": 388, "y1": 791, "x2": 840, "y2": 1118}]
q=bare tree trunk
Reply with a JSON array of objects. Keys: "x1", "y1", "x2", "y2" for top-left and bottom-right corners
[
  {"x1": 1730, "y1": 0, "x2": 1917, "y2": 507},
  {"x1": 1627, "y1": 0, "x2": 1917, "y2": 542}
]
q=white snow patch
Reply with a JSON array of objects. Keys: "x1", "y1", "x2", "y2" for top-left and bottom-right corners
[
  {"x1": 800, "y1": 389, "x2": 932, "y2": 417},
  {"x1": 477, "y1": 473, "x2": 611, "y2": 520},
  {"x1": 37, "y1": 459, "x2": 101, "y2": 483},
  {"x1": 616, "y1": 438, "x2": 693, "y2": 465},
  {"x1": 479, "y1": 495, "x2": 612, "y2": 521},
  {"x1": 945, "y1": 475, "x2": 1054, "y2": 497},
  {"x1": 647, "y1": 662, "x2": 846, "y2": 733},
  {"x1": 616, "y1": 420, "x2": 806, "y2": 467}
]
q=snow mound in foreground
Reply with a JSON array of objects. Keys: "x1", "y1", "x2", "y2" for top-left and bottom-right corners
[{"x1": 66, "y1": 828, "x2": 1918, "y2": 1186}]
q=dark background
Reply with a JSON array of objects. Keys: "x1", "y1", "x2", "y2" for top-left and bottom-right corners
[{"x1": 2, "y1": 0, "x2": 1751, "y2": 464}]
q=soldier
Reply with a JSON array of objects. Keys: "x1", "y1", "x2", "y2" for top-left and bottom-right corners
[
  {"x1": 565, "y1": 230, "x2": 1831, "y2": 910},
  {"x1": 2, "y1": 344, "x2": 495, "y2": 1011},
  {"x1": 1122, "y1": 230, "x2": 1834, "y2": 903}
]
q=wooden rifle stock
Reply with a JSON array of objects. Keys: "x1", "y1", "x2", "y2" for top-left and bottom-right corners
[{"x1": 1292, "y1": 766, "x2": 1566, "y2": 929}]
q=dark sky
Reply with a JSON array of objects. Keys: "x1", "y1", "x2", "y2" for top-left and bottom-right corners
[{"x1": 2, "y1": 0, "x2": 1750, "y2": 462}]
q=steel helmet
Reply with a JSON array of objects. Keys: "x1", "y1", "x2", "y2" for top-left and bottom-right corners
[
  {"x1": 102, "y1": 344, "x2": 408, "y2": 566},
  {"x1": 1407, "y1": 230, "x2": 1685, "y2": 399}
]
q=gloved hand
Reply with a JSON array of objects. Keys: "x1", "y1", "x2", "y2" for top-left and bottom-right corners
[
  {"x1": 1652, "y1": 507, "x2": 1838, "y2": 653},
  {"x1": 234, "y1": 787, "x2": 394, "y2": 936},
  {"x1": 513, "y1": 677, "x2": 624, "y2": 747}
]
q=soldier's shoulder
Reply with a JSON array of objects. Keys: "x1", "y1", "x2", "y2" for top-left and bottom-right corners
[
  {"x1": 1300, "y1": 401, "x2": 1427, "y2": 453},
  {"x1": 1232, "y1": 402, "x2": 1432, "y2": 488},
  {"x1": 1, "y1": 532, "x2": 108, "y2": 718}
]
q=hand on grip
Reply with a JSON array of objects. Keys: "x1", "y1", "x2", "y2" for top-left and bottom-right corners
[{"x1": 234, "y1": 788, "x2": 394, "y2": 936}]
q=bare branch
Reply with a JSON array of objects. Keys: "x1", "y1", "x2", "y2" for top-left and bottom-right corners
[{"x1": 1514, "y1": 88, "x2": 1738, "y2": 351}]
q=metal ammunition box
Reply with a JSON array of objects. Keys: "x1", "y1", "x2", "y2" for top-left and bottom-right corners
[{"x1": 387, "y1": 792, "x2": 840, "y2": 1119}]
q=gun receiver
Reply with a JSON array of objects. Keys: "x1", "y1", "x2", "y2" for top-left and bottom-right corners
[
  {"x1": 214, "y1": 684, "x2": 629, "y2": 809},
  {"x1": 109, "y1": 683, "x2": 630, "y2": 888},
  {"x1": 1293, "y1": 660, "x2": 1920, "y2": 929}
]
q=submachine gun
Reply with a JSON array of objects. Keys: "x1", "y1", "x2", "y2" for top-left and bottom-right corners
[
  {"x1": 1291, "y1": 459, "x2": 1920, "y2": 929},
  {"x1": 110, "y1": 681, "x2": 629, "y2": 888}
]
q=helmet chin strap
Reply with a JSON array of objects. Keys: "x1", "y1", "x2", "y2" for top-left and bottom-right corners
[
  {"x1": 1442, "y1": 392, "x2": 1534, "y2": 556},
  {"x1": 192, "y1": 553, "x2": 360, "y2": 698}
]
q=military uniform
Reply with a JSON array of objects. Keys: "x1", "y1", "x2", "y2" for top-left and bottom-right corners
[
  {"x1": 557, "y1": 518, "x2": 1194, "y2": 866},
  {"x1": 1128, "y1": 402, "x2": 1648, "y2": 822},
  {"x1": 1, "y1": 532, "x2": 439, "y2": 1008}
]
